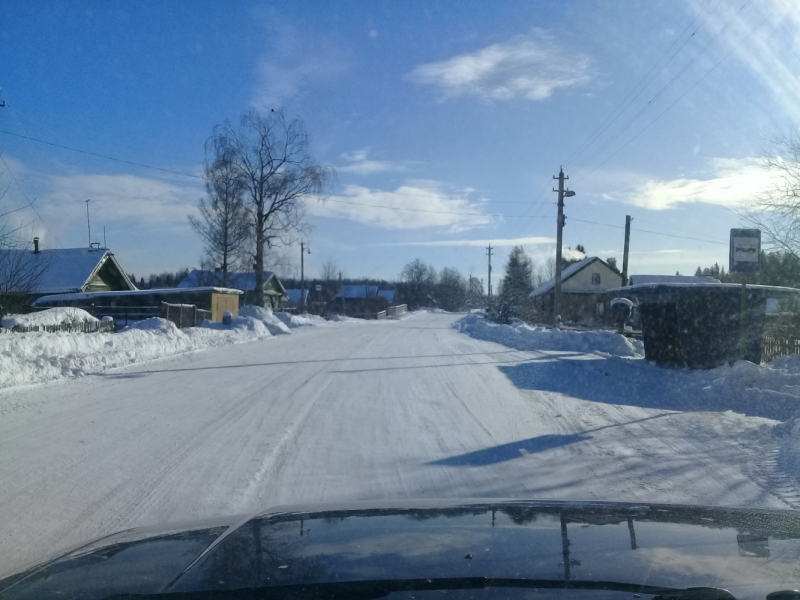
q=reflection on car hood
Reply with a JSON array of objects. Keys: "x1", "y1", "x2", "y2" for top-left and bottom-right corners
[{"x1": 2, "y1": 499, "x2": 800, "y2": 599}]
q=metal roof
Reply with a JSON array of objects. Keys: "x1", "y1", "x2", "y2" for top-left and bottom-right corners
[{"x1": 0, "y1": 247, "x2": 134, "y2": 294}]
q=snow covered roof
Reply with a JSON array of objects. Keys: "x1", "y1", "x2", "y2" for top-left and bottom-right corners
[
  {"x1": 333, "y1": 285, "x2": 379, "y2": 299},
  {"x1": 33, "y1": 286, "x2": 242, "y2": 305},
  {"x1": 377, "y1": 289, "x2": 396, "y2": 303},
  {"x1": 0, "y1": 247, "x2": 135, "y2": 294},
  {"x1": 177, "y1": 270, "x2": 276, "y2": 291},
  {"x1": 628, "y1": 274, "x2": 721, "y2": 285},
  {"x1": 531, "y1": 257, "x2": 605, "y2": 297}
]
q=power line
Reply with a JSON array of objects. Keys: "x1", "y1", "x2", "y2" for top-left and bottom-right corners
[
  {"x1": 563, "y1": 0, "x2": 722, "y2": 169},
  {"x1": 575, "y1": 2, "x2": 773, "y2": 185},
  {"x1": 569, "y1": 216, "x2": 727, "y2": 245},
  {"x1": 0, "y1": 153, "x2": 65, "y2": 248},
  {"x1": 569, "y1": 0, "x2": 754, "y2": 180},
  {"x1": 5, "y1": 104, "x2": 202, "y2": 166},
  {"x1": 324, "y1": 197, "x2": 555, "y2": 219},
  {"x1": 0, "y1": 129, "x2": 203, "y2": 180}
]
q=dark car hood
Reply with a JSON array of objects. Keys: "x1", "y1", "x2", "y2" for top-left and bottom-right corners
[{"x1": 3, "y1": 499, "x2": 800, "y2": 600}]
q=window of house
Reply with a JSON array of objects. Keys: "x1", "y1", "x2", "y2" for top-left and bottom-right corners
[{"x1": 592, "y1": 273, "x2": 601, "y2": 285}]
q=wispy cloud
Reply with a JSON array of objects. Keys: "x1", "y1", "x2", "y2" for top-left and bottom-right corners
[
  {"x1": 308, "y1": 182, "x2": 491, "y2": 231},
  {"x1": 251, "y1": 13, "x2": 347, "y2": 110},
  {"x1": 615, "y1": 157, "x2": 771, "y2": 210},
  {"x1": 384, "y1": 236, "x2": 553, "y2": 247},
  {"x1": 409, "y1": 29, "x2": 593, "y2": 101},
  {"x1": 43, "y1": 173, "x2": 202, "y2": 227},
  {"x1": 338, "y1": 149, "x2": 407, "y2": 175}
]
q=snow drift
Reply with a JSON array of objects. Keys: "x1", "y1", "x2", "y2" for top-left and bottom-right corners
[
  {"x1": 238, "y1": 306, "x2": 292, "y2": 335},
  {"x1": 457, "y1": 313, "x2": 643, "y2": 357},
  {"x1": 274, "y1": 311, "x2": 328, "y2": 328}
]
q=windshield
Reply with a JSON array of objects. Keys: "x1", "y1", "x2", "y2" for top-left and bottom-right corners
[{"x1": 2, "y1": 0, "x2": 800, "y2": 595}]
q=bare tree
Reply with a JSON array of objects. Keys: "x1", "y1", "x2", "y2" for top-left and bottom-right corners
[
  {"x1": 746, "y1": 130, "x2": 800, "y2": 257},
  {"x1": 208, "y1": 110, "x2": 332, "y2": 306},
  {"x1": 189, "y1": 158, "x2": 250, "y2": 287},
  {"x1": 400, "y1": 259, "x2": 437, "y2": 309},
  {"x1": 320, "y1": 257, "x2": 339, "y2": 282},
  {"x1": 0, "y1": 168, "x2": 49, "y2": 314}
]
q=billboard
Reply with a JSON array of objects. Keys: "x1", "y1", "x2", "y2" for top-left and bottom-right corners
[{"x1": 729, "y1": 229, "x2": 760, "y2": 274}]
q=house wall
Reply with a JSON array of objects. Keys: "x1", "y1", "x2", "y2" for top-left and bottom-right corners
[
  {"x1": 84, "y1": 259, "x2": 135, "y2": 293},
  {"x1": 533, "y1": 291, "x2": 615, "y2": 325},
  {"x1": 561, "y1": 262, "x2": 622, "y2": 292}
]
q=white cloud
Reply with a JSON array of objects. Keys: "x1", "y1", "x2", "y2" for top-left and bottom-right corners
[
  {"x1": 409, "y1": 29, "x2": 593, "y2": 101},
  {"x1": 43, "y1": 173, "x2": 202, "y2": 227},
  {"x1": 252, "y1": 15, "x2": 347, "y2": 110},
  {"x1": 338, "y1": 149, "x2": 407, "y2": 175},
  {"x1": 618, "y1": 157, "x2": 772, "y2": 210},
  {"x1": 307, "y1": 183, "x2": 491, "y2": 231},
  {"x1": 385, "y1": 236, "x2": 553, "y2": 247}
]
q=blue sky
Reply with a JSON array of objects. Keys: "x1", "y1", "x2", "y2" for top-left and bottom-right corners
[{"x1": 2, "y1": 0, "x2": 799, "y2": 287}]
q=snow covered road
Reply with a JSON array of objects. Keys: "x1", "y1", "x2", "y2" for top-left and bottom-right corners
[{"x1": 0, "y1": 311, "x2": 792, "y2": 575}]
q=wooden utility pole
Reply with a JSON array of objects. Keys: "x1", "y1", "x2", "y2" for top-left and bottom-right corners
[
  {"x1": 552, "y1": 168, "x2": 576, "y2": 325},
  {"x1": 622, "y1": 215, "x2": 632, "y2": 286},
  {"x1": 486, "y1": 244, "x2": 493, "y2": 307},
  {"x1": 300, "y1": 240, "x2": 309, "y2": 312},
  {"x1": 85, "y1": 199, "x2": 91, "y2": 248},
  {"x1": 339, "y1": 271, "x2": 345, "y2": 315}
]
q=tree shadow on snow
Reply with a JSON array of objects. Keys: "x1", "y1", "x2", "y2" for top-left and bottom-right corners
[
  {"x1": 498, "y1": 355, "x2": 799, "y2": 421},
  {"x1": 429, "y1": 433, "x2": 591, "y2": 466},
  {"x1": 429, "y1": 412, "x2": 673, "y2": 467}
]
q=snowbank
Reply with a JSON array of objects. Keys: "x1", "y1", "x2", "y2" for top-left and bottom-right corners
[
  {"x1": 0, "y1": 306, "x2": 350, "y2": 391},
  {"x1": 273, "y1": 311, "x2": 328, "y2": 328},
  {"x1": 457, "y1": 313, "x2": 643, "y2": 358},
  {"x1": 0, "y1": 316, "x2": 283, "y2": 390},
  {"x1": 1, "y1": 308, "x2": 98, "y2": 329},
  {"x1": 238, "y1": 306, "x2": 292, "y2": 335}
]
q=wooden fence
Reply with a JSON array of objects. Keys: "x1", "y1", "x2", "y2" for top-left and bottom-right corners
[
  {"x1": 386, "y1": 304, "x2": 407, "y2": 317},
  {"x1": 762, "y1": 327, "x2": 800, "y2": 363},
  {"x1": 160, "y1": 302, "x2": 211, "y2": 329},
  {"x1": 2, "y1": 320, "x2": 116, "y2": 334}
]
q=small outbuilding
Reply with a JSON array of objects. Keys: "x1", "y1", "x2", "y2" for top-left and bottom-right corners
[{"x1": 178, "y1": 270, "x2": 288, "y2": 309}]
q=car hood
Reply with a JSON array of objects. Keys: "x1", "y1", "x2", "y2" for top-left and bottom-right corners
[{"x1": 2, "y1": 499, "x2": 800, "y2": 599}]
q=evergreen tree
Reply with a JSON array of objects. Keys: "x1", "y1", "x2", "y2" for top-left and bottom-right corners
[{"x1": 497, "y1": 246, "x2": 534, "y2": 322}]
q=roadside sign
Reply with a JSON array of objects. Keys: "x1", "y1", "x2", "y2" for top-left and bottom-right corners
[
  {"x1": 729, "y1": 229, "x2": 760, "y2": 273},
  {"x1": 315, "y1": 284, "x2": 322, "y2": 292}
]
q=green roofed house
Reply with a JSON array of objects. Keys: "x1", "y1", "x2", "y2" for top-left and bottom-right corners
[
  {"x1": 0, "y1": 242, "x2": 136, "y2": 310},
  {"x1": 177, "y1": 270, "x2": 289, "y2": 309}
]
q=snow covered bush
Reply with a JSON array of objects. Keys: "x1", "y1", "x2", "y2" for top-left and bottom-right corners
[{"x1": 1, "y1": 307, "x2": 98, "y2": 329}]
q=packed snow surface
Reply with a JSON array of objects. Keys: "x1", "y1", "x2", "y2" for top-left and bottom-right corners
[
  {"x1": 1, "y1": 307, "x2": 98, "y2": 328},
  {"x1": 4, "y1": 311, "x2": 800, "y2": 577}
]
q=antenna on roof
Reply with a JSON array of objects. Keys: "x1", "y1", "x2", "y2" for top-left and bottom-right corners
[
  {"x1": 104, "y1": 226, "x2": 106, "y2": 249},
  {"x1": 85, "y1": 199, "x2": 91, "y2": 248}
]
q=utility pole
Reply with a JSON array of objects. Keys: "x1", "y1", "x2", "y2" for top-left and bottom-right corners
[
  {"x1": 300, "y1": 240, "x2": 309, "y2": 313},
  {"x1": 621, "y1": 215, "x2": 632, "y2": 286},
  {"x1": 553, "y1": 168, "x2": 575, "y2": 325},
  {"x1": 339, "y1": 271, "x2": 345, "y2": 315},
  {"x1": 486, "y1": 244, "x2": 493, "y2": 307},
  {"x1": 85, "y1": 199, "x2": 91, "y2": 247}
]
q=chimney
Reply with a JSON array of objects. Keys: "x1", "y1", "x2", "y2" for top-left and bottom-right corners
[{"x1": 33, "y1": 237, "x2": 40, "y2": 254}]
